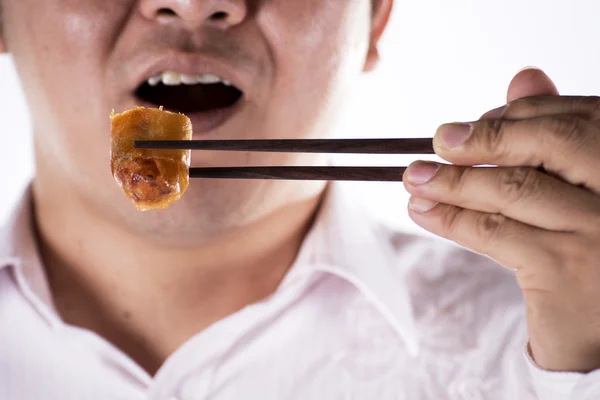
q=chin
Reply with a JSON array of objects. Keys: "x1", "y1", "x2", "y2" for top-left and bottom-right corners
[
  {"x1": 107, "y1": 178, "x2": 274, "y2": 246},
  {"x1": 109, "y1": 175, "x2": 325, "y2": 248}
]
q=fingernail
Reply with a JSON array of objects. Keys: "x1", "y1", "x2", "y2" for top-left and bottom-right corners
[
  {"x1": 437, "y1": 123, "x2": 472, "y2": 148},
  {"x1": 409, "y1": 197, "x2": 438, "y2": 213},
  {"x1": 481, "y1": 105, "x2": 507, "y2": 120},
  {"x1": 405, "y1": 161, "x2": 439, "y2": 185},
  {"x1": 518, "y1": 65, "x2": 540, "y2": 73}
]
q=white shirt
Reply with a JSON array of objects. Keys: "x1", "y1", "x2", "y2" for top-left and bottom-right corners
[{"x1": 1, "y1": 185, "x2": 599, "y2": 400}]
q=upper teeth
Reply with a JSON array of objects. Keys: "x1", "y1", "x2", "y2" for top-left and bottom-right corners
[{"x1": 148, "y1": 71, "x2": 232, "y2": 87}]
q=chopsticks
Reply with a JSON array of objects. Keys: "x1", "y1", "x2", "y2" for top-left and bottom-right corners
[
  {"x1": 188, "y1": 166, "x2": 407, "y2": 181},
  {"x1": 134, "y1": 138, "x2": 434, "y2": 154},
  {"x1": 134, "y1": 138, "x2": 434, "y2": 181}
]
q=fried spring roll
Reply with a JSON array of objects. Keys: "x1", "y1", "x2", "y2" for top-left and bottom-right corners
[{"x1": 110, "y1": 106, "x2": 192, "y2": 211}]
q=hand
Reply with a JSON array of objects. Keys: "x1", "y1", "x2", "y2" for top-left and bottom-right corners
[{"x1": 403, "y1": 67, "x2": 600, "y2": 373}]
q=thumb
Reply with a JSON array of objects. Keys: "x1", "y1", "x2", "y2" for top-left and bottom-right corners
[{"x1": 506, "y1": 66, "x2": 559, "y2": 102}]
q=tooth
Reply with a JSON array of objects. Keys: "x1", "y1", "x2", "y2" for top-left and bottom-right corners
[
  {"x1": 161, "y1": 71, "x2": 181, "y2": 86},
  {"x1": 147, "y1": 75, "x2": 161, "y2": 86},
  {"x1": 180, "y1": 74, "x2": 199, "y2": 85},
  {"x1": 197, "y1": 74, "x2": 222, "y2": 84},
  {"x1": 153, "y1": 71, "x2": 228, "y2": 86}
]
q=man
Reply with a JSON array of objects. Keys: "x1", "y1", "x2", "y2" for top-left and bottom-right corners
[{"x1": 1, "y1": 0, "x2": 600, "y2": 398}]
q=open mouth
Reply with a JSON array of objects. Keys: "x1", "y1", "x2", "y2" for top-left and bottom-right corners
[{"x1": 134, "y1": 71, "x2": 244, "y2": 115}]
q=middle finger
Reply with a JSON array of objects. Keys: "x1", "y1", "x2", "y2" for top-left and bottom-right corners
[{"x1": 403, "y1": 161, "x2": 600, "y2": 233}]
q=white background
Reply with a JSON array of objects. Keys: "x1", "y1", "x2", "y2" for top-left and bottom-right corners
[{"x1": 2, "y1": 0, "x2": 600, "y2": 234}]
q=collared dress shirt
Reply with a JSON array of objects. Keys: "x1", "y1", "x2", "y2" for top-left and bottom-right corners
[{"x1": 1, "y1": 185, "x2": 599, "y2": 400}]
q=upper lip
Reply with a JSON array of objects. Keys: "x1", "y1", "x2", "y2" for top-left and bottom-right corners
[{"x1": 134, "y1": 51, "x2": 247, "y2": 93}]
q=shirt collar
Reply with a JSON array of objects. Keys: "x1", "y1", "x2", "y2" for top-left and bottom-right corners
[
  {"x1": 0, "y1": 185, "x2": 57, "y2": 323},
  {"x1": 0, "y1": 183, "x2": 419, "y2": 355},
  {"x1": 291, "y1": 184, "x2": 419, "y2": 356}
]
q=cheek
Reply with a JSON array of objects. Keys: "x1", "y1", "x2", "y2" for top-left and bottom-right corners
[
  {"x1": 257, "y1": 0, "x2": 371, "y2": 137},
  {"x1": 6, "y1": 1, "x2": 118, "y2": 81},
  {"x1": 260, "y1": 0, "x2": 370, "y2": 77},
  {"x1": 4, "y1": 0, "x2": 129, "y2": 172},
  {"x1": 4, "y1": 0, "x2": 127, "y2": 111}
]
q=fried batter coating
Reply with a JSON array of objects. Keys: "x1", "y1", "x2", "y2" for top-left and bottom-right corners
[{"x1": 110, "y1": 106, "x2": 192, "y2": 211}]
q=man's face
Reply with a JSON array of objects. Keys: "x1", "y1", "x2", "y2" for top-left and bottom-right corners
[{"x1": 0, "y1": 0, "x2": 389, "y2": 244}]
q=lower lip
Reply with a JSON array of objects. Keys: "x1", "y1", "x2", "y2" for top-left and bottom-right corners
[{"x1": 135, "y1": 97, "x2": 244, "y2": 136}]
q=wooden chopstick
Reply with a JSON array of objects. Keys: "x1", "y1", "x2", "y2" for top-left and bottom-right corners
[
  {"x1": 189, "y1": 166, "x2": 407, "y2": 181},
  {"x1": 135, "y1": 138, "x2": 434, "y2": 154},
  {"x1": 134, "y1": 138, "x2": 432, "y2": 181}
]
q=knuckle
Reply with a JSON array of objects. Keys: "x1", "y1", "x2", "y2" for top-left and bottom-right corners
[
  {"x1": 449, "y1": 166, "x2": 471, "y2": 195},
  {"x1": 476, "y1": 119, "x2": 508, "y2": 156},
  {"x1": 587, "y1": 208, "x2": 600, "y2": 234},
  {"x1": 573, "y1": 96, "x2": 600, "y2": 117},
  {"x1": 473, "y1": 213, "x2": 508, "y2": 253},
  {"x1": 542, "y1": 115, "x2": 587, "y2": 148},
  {"x1": 497, "y1": 167, "x2": 541, "y2": 204},
  {"x1": 441, "y1": 206, "x2": 463, "y2": 237},
  {"x1": 589, "y1": 96, "x2": 600, "y2": 117},
  {"x1": 440, "y1": 206, "x2": 470, "y2": 241}
]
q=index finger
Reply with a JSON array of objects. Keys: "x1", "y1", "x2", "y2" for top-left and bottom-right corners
[
  {"x1": 482, "y1": 96, "x2": 600, "y2": 121},
  {"x1": 432, "y1": 115, "x2": 600, "y2": 193}
]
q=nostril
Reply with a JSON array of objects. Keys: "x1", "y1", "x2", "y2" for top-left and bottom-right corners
[
  {"x1": 210, "y1": 11, "x2": 228, "y2": 21},
  {"x1": 157, "y1": 8, "x2": 177, "y2": 17}
]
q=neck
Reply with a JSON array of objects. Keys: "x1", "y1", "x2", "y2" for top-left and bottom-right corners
[{"x1": 32, "y1": 177, "x2": 323, "y2": 375}]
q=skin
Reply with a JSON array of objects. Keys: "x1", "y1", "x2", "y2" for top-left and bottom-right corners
[
  {"x1": 7, "y1": 0, "x2": 599, "y2": 380},
  {"x1": 404, "y1": 67, "x2": 600, "y2": 373},
  {"x1": 0, "y1": 0, "x2": 393, "y2": 375}
]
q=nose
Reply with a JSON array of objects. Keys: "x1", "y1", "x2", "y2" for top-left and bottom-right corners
[{"x1": 139, "y1": 0, "x2": 247, "y2": 29}]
